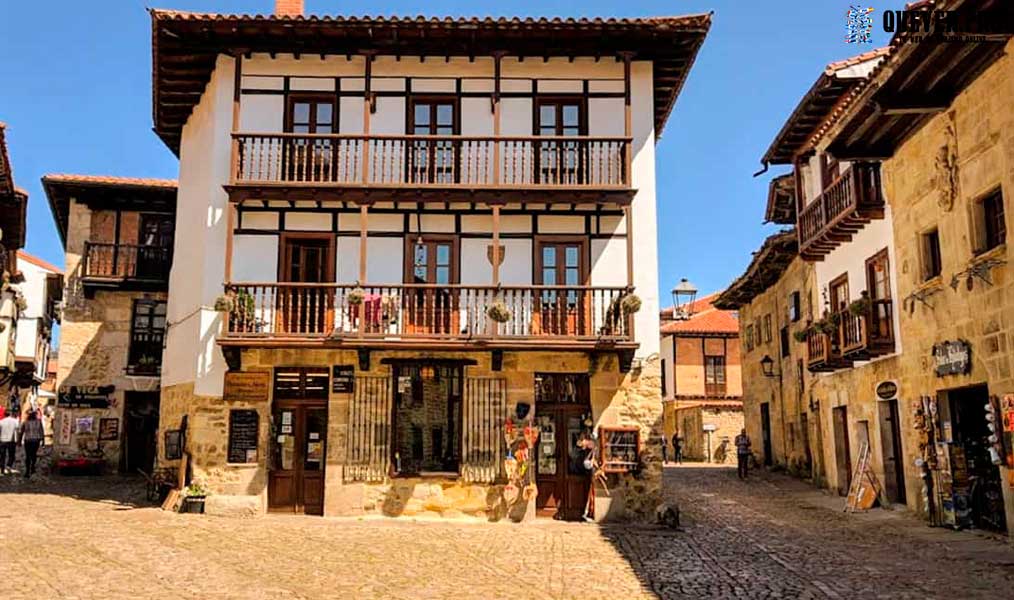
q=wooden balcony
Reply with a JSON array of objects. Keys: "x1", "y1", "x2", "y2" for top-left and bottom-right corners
[
  {"x1": 82, "y1": 242, "x2": 172, "y2": 294},
  {"x1": 841, "y1": 299, "x2": 895, "y2": 360},
  {"x1": 806, "y1": 319, "x2": 852, "y2": 373},
  {"x1": 227, "y1": 133, "x2": 634, "y2": 205},
  {"x1": 798, "y1": 163, "x2": 884, "y2": 261},
  {"x1": 218, "y1": 282, "x2": 635, "y2": 350}
]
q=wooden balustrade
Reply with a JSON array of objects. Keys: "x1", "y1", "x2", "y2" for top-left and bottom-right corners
[
  {"x1": 798, "y1": 162, "x2": 885, "y2": 260},
  {"x1": 232, "y1": 133, "x2": 630, "y2": 190},
  {"x1": 221, "y1": 282, "x2": 632, "y2": 342},
  {"x1": 841, "y1": 299, "x2": 895, "y2": 358},
  {"x1": 805, "y1": 316, "x2": 852, "y2": 372},
  {"x1": 83, "y1": 242, "x2": 172, "y2": 282}
]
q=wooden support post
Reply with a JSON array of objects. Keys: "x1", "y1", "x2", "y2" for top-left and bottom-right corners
[
  {"x1": 491, "y1": 204, "x2": 501, "y2": 286},
  {"x1": 358, "y1": 203, "x2": 368, "y2": 338},
  {"x1": 225, "y1": 54, "x2": 243, "y2": 283},
  {"x1": 112, "y1": 209, "x2": 121, "y2": 275},
  {"x1": 620, "y1": 52, "x2": 634, "y2": 187},
  {"x1": 362, "y1": 52, "x2": 374, "y2": 185},
  {"x1": 492, "y1": 52, "x2": 504, "y2": 186},
  {"x1": 624, "y1": 204, "x2": 635, "y2": 339}
]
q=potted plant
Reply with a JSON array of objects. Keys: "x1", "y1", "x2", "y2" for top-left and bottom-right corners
[
  {"x1": 213, "y1": 293, "x2": 235, "y2": 313},
  {"x1": 792, "y1": 328, "x2": 809, "y2": 343},
  {"x1": 486, "y1": 299, "x2": 511, "y2": 323},
  {"x1": 847, "y1": 293, "x2": 872, "y2": 317},
  {"x1": 620, "y1": 293, "x2": 642, "y2": 315},
  {"x1": 347, "y1": 287, "x2": 366, "y2": 306},
  {"x1": 181, "y1": 481, "x2": 208, "y2": 514}
]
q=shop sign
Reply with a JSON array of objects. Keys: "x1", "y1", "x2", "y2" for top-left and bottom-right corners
[
  {"x1": 932, "y1": 340, "x2": 971, "y2": 377},
  {"x1": 223, "y1": 371, "x2": 270, "y2": 402},
  {"x1": 332, "y1": 365, "x2": 355, "y2": 394},
  {"x1": 875, "y1": 380, "x2": 899, "y2": 400},
  {"x1": 98, "y1": 418, "x2": 120, "y2": 441},
  {"x1": 58, "y1": 385, "x2": 115, "y2": 409}
]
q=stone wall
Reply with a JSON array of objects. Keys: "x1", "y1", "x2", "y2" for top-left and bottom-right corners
[
  {"x1": 881, "y1": 39, "x2": 1014, "y2": 526},
  {"x1": 672, "y1": 404, "x2": 744, "y2": 464},
  {"x1": 158, "y1": 347, "x2": 664, "y2": 521}
]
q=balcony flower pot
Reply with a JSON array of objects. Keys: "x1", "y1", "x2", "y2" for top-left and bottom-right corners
[
  {"x1": 847, "y1": 295, "x2": 871, "y2": 317},
  {"x1": 620, "y1": 293, "x2": 642, "y2": 315},
  {"x1": 213, "y1": 293, "x2": 235, "y2": 313},
  {"x1": 792, "y1": 329, "x2": 809, "y2": 343},
  {"x1": 347, "y1": 287, "x2": 366, "y2": 306},
  {"x1": 486, "y1": 300, "x2": 511, "y2": 324},
  {"x1": 181, "y1": 496, "x2": 206, "y2": 514}
]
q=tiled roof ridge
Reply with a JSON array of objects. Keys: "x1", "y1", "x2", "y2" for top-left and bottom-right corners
[
  {"x1": 42, "y1": 173, "x2": 177, "y2": 188},
  {"x1": 824, "y1": 46, "x2": 890, "y2": 75},
  {"x1": 16, "y1": 251, "x2": 63, "y2": 275}
]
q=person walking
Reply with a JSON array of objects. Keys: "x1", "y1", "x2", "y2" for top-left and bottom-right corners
[
  {"x1": 672, "y1": 433, "x2": 683, "y2": 465},
  {"x1": 735, "y1": 428, "x2": 752, "y2": 480},
  {"x1": 660, "y1": 435, "x2": 669, "y2": 464},
  {"x1": 19, "y1": 410, "x2": 45, "y2": 479},
  {"x1": 0, "y1": 408, "x2": 19, "y2": 474}
]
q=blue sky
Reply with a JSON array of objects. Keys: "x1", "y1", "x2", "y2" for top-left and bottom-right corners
[{"x1": 0, "y1": 1, "x2": 900, "y2": 302}]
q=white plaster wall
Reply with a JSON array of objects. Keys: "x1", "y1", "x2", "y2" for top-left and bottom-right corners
[
  {"x1": 232, "y1": 236, "x2": 279, "y2": 281},
  {"x1": 336, "y1": 237, "x2": 403, "y2": 283},
  {"x1": 630, "y1": 61, "x2": 660, "y2": 356},
  {"x1": 163, "y1": 55, "x2": 235, "y2": 395},
  {"x1": 286, "y1": 213, "x2": 332, "y2": 231},
  {"x1": 814, "y1": 203, "x2": 902, "y2": 357},
  {"x1": 460, "y1": 238, "x2": 532, "y2": 285},
  {"x1": 238, "y1": 94, "x2": 283, "y2": 132},
  {"x1": 590, "y1": 238, "x2": 628, "y2": 288}
]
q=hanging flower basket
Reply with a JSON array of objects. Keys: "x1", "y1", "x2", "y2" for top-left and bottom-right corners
[
  {"x1": 213, "y1": 294, "x2": 235, "y2": 313},
  {"x1": 792, "y1": 329, "x2": 809, "y2": 343},
  {"x1": 847, "y1": 296, "x2": 872, "y2": 317},
  {"x1": 347, "y1": 287, "x2": 366, "y2": 305},
  {"x1": 14, "y1": 294, "x2": 28, "y2": 312},
  {"x1": 620, "y1": 293, "x2": 642, "y2": 315},
  {"x1": 486, "y1": 300, "x2": 512, "y2": 323}
]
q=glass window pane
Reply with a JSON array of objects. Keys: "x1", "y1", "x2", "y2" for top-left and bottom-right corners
[
  {"x1": 414, "y1": 267, "x2": 427, "y2": 282},
  {"x1": 542, "y1": 268, "x2": 556, "y2": 285},
  {"x1": 414, "y1": 244, "x2": 427, "y2": 267},
  {"x1": 293, "y1": 125, "x2": 310, "y2": 134},
  {"x1": 436, "y1": 266, "x2": 450, "y2": 284},
  {"x1": 293, "y1": 103, "x2": 310, "y2": 123},
  {"x1": 153, "y1": 317, "x2": 167, "y2": 330},
  {"x1": 542, "y1": 247, "x2": 556, "y2": 267},
  {"x1": 565, "y1": 246, "x2": 578, "y2": 267},
  {"x1": 437, "y1": 104, "x2": 453, "y2": 125},
  {"x1": 316, "y1": 125, "x2": 333, "y2": 134},
  {"x1": 563, "y1": 105, "x2": 579, "y2": 126},
  {"x1": 436, "y1": 245, "x2": 450, "y2": 265},
  {"x1": 562, "y1": 127, "x2": 579, "y2": 137},
  {"x1": 540, "y1": 105, "x2": 555, "y2": 128},
  {"x1": 316, "y1": 103, "x2": 332, "y2": 124},
  {"x1": 565, "y1": 268, "x2": 578, "y2": 286},
  {"x1": 414, "y1": 104, "x2": 430, "y2": 126}
]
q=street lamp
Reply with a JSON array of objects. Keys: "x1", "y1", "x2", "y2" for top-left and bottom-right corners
[
  {"x1": 760, "y1": 354, "x2": 779, "y2": 378},
  {"x1": 670, "y1": 278, "x2": 698, "y2": 321}
]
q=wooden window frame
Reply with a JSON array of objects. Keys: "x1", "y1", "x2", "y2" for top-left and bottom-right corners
[
  {"x1": 599, "y1": 426, "x2": 640, "y2": 474},
  {"x1": 406, "y1": 95, "x2": 461, "y2": 184},
  {"x1": 127, "y1": 299, "x2": 167, "y2": 375},
  {"x1": 865, "y1": 248, "x2": 892, "y2": 300},
  {"x1": 704, "y1": 354, "x2": 727, "y2": 396},
  {"x1": 828, "y1": 273, "x2": 850, "y2": 315},
  {"x1": 277, "y1": 233, "x2": 337, "y2": 283},
  {"x1": 763, "y1": 314, "x2": 773, "y2": 343},
  {"x1": 745, "y1": 324, "x2": 754, "y2": 352},
  {"x1": 661, "y1": 358, "x2": 667, "y2": 397},
  {"x1": 403, "y1": 234, "x2": 461, "y2": 285},
  {"x1": 533, "y1": 236, "x2": 590, "y2": 286},
  {"x1": 976, "y1": 187, "x2": 1007, "y2": 254},
  {"x1": 921, "y1": 228, "x2": 943, "y2": 281},
  {"x1": 284, "y1": 93, "x2": 338, "y2": 134},
  {"x1": 789, "y1": 291, "x2": 801, "y2": 322}
]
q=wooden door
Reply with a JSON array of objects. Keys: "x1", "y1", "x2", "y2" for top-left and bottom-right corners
[
  {"x1": 536, "y1": 98, "x2": 585, "y2": 185},
  {"x1": 408, "y1": 98, "x2": 457, "y2": 184},
  {"x1": 136, "y1": 213, "x2": 173, "y2": 279},
  {"x1": 404, "y1": 236, "x2": 458, "y2": 335},
  {"x1": 285, "y1": 95, "x2": 336, "y2": 182},
  {"x1": 121, "y1": 391, "x2": 160, "y2": 474},
  {"x1": 269, "y1": 403, "x2": 327, "y2": 515},
  {"x1": 760, "y1": 402, "x2": 773, "y2": 466},
  {"x1": 865, "y1": 249, "x2": 893, "y2": 340},
  {"x1": 832, "y1": 406, "x2": 852, "y2": 496},
  {"x1": 878, "y1": 400, "x2": 906, "y2": 504},
  {"x1": 534, "y1": 374, "x2": 592, "y2": 520},
  {"x1": 279, "y1": 235, "x2": 335, "y2": 335},
  {"x1": 829, "y1": 274, "x2": 850, "y2": 314},
  {"x1": 536, "y1": 240, "x2": 588, "y2": 336}
]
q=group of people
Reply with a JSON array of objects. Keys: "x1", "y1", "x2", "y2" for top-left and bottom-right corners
[
  {"x1": 661, "y1": 428, "x2": 755, "y2": 480},
  {"x1": 0, "y1": 406, "x2": 45, "y2": 478}
]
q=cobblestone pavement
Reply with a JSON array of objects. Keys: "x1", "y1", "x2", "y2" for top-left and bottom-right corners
[{"x1": 1, "y1": 461, "x2": 1013, "y2": 599}]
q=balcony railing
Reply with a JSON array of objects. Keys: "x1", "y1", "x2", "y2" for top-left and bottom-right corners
[
  {"x1": 841, "y1": 299, "x2": 895, "y2": 359},
  {"x1": 220, "y1": 282, "x2": 633, "y2": 344},
  {"x1": 805, "y1": 316, "x2": 852, "y2": 373},
  {"x1": 231, "y1": 133, "x2": 631, "y2": 196},
  {"x1": 127, "y1": 330, "x2": 164, "y2": 375},
  {"x1": 798, "y1": 163, "x2": 884, "y2": 261},
  {"x1": 83, "y1": 242, "x2": 172, "y2": 283}
]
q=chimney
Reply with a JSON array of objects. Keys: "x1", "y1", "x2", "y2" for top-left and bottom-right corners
[{"x1": 275, "y1": 0, "x2": 304, "y2": 17}]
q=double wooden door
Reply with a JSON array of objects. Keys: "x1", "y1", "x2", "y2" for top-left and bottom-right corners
[
  {"x1": 535, "y1": 405, "x2": 592, "y2": 520},
  {"x1": 405, "y1": 236, "x2": 458, "y2": 335},
  {"x1": 536, "y1": 240, "x2": 588, "y2": 336},
  {"x1": 269, "y1": 402, "x2": 328, "y2": 515},
  {"x1": 279, "y1": 235, "x2": 335, "y2": 335},
  {"x1": 136, "y1": 214, "x2": 173, "y2": 279}
]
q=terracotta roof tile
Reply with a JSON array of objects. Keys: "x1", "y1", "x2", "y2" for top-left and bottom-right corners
[
  {"x1": 660, "y1": 292, "x2": 739, "y2": 335},
  {"x1": 41, "y1": 174, "x2": 177, "y2": 189},
  {"x1": 16, "y1": 251, "x2": 63, "y2": 275}
]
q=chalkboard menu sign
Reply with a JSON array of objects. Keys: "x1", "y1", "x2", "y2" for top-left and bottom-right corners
[
  {"x1": 332, "y1": 365, "x2": 355, "y2": 394},
  {"x1": 228, "y1": 409, "x2": 260, "y2": 464}
]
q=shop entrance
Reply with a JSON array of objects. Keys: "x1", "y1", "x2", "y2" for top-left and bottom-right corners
[
  {"x1": 944, "y1": 385, "x2": 1006, "y2": 533},
  {"x1": 534, "y1": 373, "x2": 592, "y2": 520},
  {"x1": 878, "y1": 399, "x2": 907, "y2": 504},
  {"x1": 121, "y1": 391, "x2": 160, "y2": 474},
  {"x1": 832, "y1": 406, "x2": 851, "y2": 496},
  {"x1": 269, "y1": 368, "x2": 329, "y2": 515}
]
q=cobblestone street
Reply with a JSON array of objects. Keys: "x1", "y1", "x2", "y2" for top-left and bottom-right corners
[{"x1": 2, "y1": 463, "x2": 1013, "y2": 599}]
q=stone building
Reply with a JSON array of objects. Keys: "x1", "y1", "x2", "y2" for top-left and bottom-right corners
[
  {"x1": 816, "y1": 10, "x2": 1014, "y2": 532},
  {"x1": 659, "y1": 293, "x2": 743, "y2": 464},
  {"x1": 0, "y1": 122, "x2": 30, "y2": 411},
  {"x1": 43, "y1": 175, "x2": 177, "y2": 473},
  {"x1": 147, "y1": 1, "x2": 709, "y2": 520},
  {"x1": 13, "y1": 252, "x2": 63, "y2": 423}
]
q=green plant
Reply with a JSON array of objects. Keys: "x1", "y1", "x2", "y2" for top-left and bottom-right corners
[
  {"x1": 347, "y1": 287, "x2": 366, "y2": 305},
  {"x1": 792, "y1": 329, "x2": 809, "y2": 343},
  {"x1": 14, "y1": 294, "x2": 27, "y2": 312},
  {"x1": 847, "y1": 295, "x2": 872, "y2": 317},
  {"x1": 213, "y1": 294, "x2": 235, "y2": 313},
  {"x1": 620, "y1": 293, "x2": 642, "y2": 315},
  {"x1": 184, "y1": 481, "x2": 209, "y2": 497},
  {"x1": 486, "y1": 300, "x2": 511, "y2": 323}
]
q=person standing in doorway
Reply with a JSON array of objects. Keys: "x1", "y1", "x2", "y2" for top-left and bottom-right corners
[
  {"x1": 19, "y1": 410, "x2": 45, "y2": 479},
  {"x1": 660, "y1": 435, "x2": 669, "y2": 464},
  {"x1": 735, "y1": 428, "x2": 752, "y2": 480},
  {"x1": 0, "y1": 408, "x2": 19, "y2": 474},
  {"x1": 672, "y1": 432, "x2": 683, "y2": 465}
]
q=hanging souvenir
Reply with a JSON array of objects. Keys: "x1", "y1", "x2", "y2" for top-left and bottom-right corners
[
  {"x1": 523, "y1": 423, "x2": 539, "y2": 448},
  {"x1": 515, "y1": 447, "x2": 528, "y2": 464},
  {"x1": 503, "y1": 483, "x2": 520, "y2": 505},
  {"x1": 504, "y1": 456, "x2": 518, "y2": 479},
  {"x1": 523, "y1": 482, "x2": 538, "y2": 501}
]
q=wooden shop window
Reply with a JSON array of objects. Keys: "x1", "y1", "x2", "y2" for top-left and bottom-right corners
[{"x1": 599, "y1": 426, "x2": 640, "y2": 473}]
